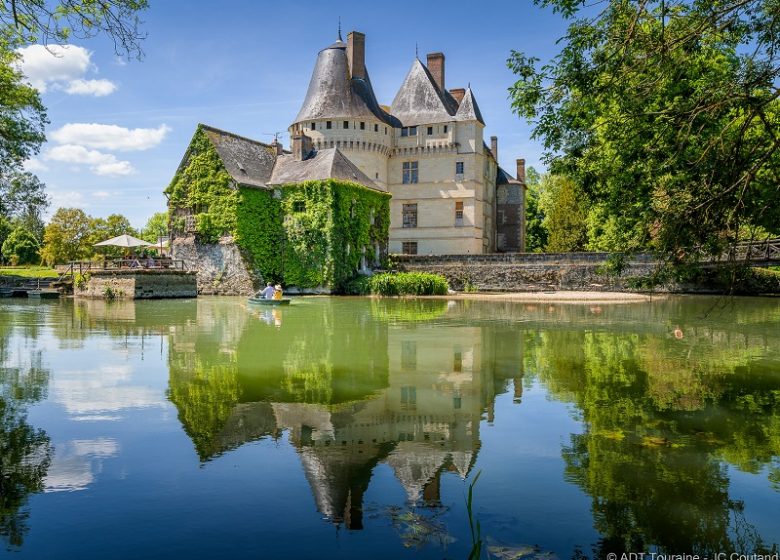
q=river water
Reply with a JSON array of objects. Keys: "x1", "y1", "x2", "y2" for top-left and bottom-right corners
[{"x1": 1, "y1": 296, "x2": 778, "y2": 559}]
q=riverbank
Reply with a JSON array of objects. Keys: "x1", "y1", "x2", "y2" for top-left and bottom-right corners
[{"x1": 420, "y1": 290, "x2": 661, "y2": 303}]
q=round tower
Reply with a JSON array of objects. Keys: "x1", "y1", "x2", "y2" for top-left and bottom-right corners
[{"x1": 289, "y1": 31, "x2": 397, "y2": 189}]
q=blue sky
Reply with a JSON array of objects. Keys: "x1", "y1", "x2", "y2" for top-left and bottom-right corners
[{"x1": 19, "y1": 0, "x2": 569, "y2": 228}]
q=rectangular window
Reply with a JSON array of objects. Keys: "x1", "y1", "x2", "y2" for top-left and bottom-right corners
[
  {"x1": 311, "y1": 122, "x2": 316, "y2": 130},
  {"x1": 293, "y1": 201, "x2": 306, "y2": 212},
  {"x1": 402, "y1": 241, "x2": 418, "y2": 255},
  {"x1": 455, "y1": 201, "x2": 464, "y2": 220},
  {"x1": 402, "y1": 203, "x2": 417, "y2": 228},
  {"x1": 402, "y1": 161, "x2": 419, "y2": 184},
  {"x1": 427, "y1": 126, "x2": 433, "y2": 135},
  {"x1": 374, "y1": 123, "x2": 378, "y2": 132},
  {"x1": 401, "y1": 385, "x2": 417, "y2": 408},
  {"x1": 456, "y1": 161, "x2": 464, "y2": 175},
  {"x1": 326, "y1": 121, "x2": 332, "y2": 129},
  {"x1": 444, "y1": 125, "x2": 448, "y2": 133},
  {"x1": 409, "y1": 126, "x2": 417, "y2": 136},
  {"x1": 360, "y1": 122, "x2": 365, "y2": 130},
  {"x1": 401, "y1": 127, "x2": 408, "y2": 137},
  {"x1": 343, "y1": 120, "x2": 349, "y2": 129}
]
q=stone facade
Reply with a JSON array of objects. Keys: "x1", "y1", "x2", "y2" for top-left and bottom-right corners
[
  {"x1": 171, "y1": 235, "x2": 256, "y2": 295},
  {"x1": 75, "y1": 269, "x2": 197, "y2": 299},
  {"x1": 395, "y1": 253, "x2": 658, "y2": 292}
]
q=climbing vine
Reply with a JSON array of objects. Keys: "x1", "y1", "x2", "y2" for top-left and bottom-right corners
[{"x1": 167, "y1": 125, "x2": 390, "y2": 290}]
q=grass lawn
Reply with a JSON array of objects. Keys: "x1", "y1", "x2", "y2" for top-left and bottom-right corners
[{"x1": 0, "y1": 266, "x2": 59, "y2": 278}]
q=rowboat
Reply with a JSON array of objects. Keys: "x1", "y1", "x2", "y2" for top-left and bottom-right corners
[{"x1": 248, "y1": 297, "x2": 291, "y2": 306}]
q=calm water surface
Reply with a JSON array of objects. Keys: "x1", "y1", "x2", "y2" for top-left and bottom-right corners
[{"x1": 1, "y1": 296, "x2": 779, "y2": 559}]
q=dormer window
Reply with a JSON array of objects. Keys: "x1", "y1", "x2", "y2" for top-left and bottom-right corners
[{"x1": 343, "y1": 121, "x2": 349, "y2": 129}]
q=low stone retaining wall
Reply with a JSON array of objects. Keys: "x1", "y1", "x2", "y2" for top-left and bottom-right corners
[
  {"x1": 394, "y1": 253, "x2": 657, "y2": 292},
  {"x1": 75, "y1": 269, "x2": 197, "y2": 299},
  {"x1": 171, "y1": 236, "x2": 256, "y2": 295}
]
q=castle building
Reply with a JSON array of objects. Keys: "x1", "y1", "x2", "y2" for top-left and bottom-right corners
[{"x1": 289, "y1": 31, "x2": 526, "y2": 255}]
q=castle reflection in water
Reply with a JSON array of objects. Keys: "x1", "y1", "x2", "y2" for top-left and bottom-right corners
[{"x1": 166, "y1": 298, "x2": 526, "y2": 529}]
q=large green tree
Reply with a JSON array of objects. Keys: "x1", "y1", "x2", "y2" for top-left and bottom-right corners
[
  {"x1": 40, "y1": 207, "x2": 92, "y2": 265},
  {"x1": 1, "y1": 226, "x2": 38, "y2": 264},
  {"x1": 140, "y1": 210, "x2": 169, "y2": 243},
  {"x1": 539, "y1": 174, "x2": 589, "y2": 252},
  {"x1": 524, "y1": 166, "x2": 549, "y2": 252},
  {"x1": 509, "y1": 0, "x2": 780, "y2": 261}
]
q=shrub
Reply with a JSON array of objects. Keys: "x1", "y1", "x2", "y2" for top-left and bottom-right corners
[
  {"x1": 1, "y1": 227, "x2": 39, "y2": 265},
  {"x1": 367, "y1": 272, "x2": 449, "y2": 296}
]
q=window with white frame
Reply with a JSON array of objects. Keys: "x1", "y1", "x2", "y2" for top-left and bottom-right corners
[{"x1": 402, "y1": 161, "x2": 418, "y2": 184}]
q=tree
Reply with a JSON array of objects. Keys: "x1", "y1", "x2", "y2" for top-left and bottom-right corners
[
  {"x1": 0, "y1": 216, "x2": 11, "y2": 262},
  {"x1": 140, "y1": 211, "x2": 168, "y2": 243},
  {"x1": 0, "y1": 45, "x2": 46, "y2": 176},
  {"x1": 40, "y1": 207, "x2": 92, "y2": 265},
  {"x1": 524, "y1": 166, "x2": 548, "y2": 252},
  {"x1": 539, "y1": 175, "x2": 588, "y2": 252},
  {"x1": 89, "y1": 213, "x2": 136, "y2": 258},
  {"x1": 0, "y1": 171, "x2": 48, "y2": 238},
  {"x1": 1, "y1": 226, "x2": 38, "y2": 265},
  {"x1": 508, "y1": 0, "x2": 780, "y2": 262},
  {"x1": 0, "y1": 1, "x2": 148, "y2": 59}
]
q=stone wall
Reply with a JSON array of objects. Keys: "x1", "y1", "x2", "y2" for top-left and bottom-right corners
[
  {"x1": 75, "y1": 270, "x2": 197, "y2": 299},
  {"x1": 171, "y1": 235, "x2": 256, "y2": 295},
  {"x1": 394, "y1": 253, "x2": 657, "y2": 292}
]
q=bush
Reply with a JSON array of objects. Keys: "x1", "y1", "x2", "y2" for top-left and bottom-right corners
[
  {"x1": 342, "y1": 275, "x2": 372, "y2": 295},
  {"x1": 1, "y1": 227, "x2": 39, "y2": 265},
  {"x1": 367, "y1": 272, "x2": 449, "y2": 296}
]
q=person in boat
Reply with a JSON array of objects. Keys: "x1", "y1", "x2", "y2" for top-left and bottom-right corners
[
  {"x1": 259, "y1": 282, "x2": 275, "y2": 299},
  {"x1": 273, "y1": 284, "x2": 283, "y2": 300}
]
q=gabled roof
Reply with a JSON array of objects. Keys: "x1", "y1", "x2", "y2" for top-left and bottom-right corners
[
  {"x1": 455, "y1": 87, "x2": 485, "y2": 125},
  {"x1": 200, "y1": 124, "x2": 279, "y2": 188},
  {"x1": 268, "y1": 147, "x2": 384, "y2": 191},
  {"x1": 293, "y1": 41, "x2": 397, "y2": 126},
  {"x1": 390, "y1": 59, "x2": 460, "y2": 126}
]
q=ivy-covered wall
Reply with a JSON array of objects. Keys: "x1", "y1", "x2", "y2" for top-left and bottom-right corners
[{"x1": 167, "y1": 125, "x2": 390, "y2": 293}]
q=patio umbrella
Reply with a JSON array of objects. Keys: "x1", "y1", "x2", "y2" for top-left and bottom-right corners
[{"x1": 94, "y1": 234, "x2": 153, "y2": 248}]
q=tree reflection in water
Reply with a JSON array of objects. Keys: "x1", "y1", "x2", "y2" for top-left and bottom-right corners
[{"x1": 0, "y1": 315, "x2": 52, "y2": 549}]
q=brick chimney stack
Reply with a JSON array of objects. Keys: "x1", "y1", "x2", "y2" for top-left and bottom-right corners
[
  {"x1": 516, "y1": 158, "x2": 526, "y2": 184},
  {"x1": 449, "y1": 88, "x2": 466, "y2": 103},
  {"x1": 427, "y1": 52, "x2": 445, "y2": 91},
  {"x1": 491, "y1": 136, "x2": 498, "y2": 161},
  {"x1": 347, "y1": 31, "x2": 366, "y2": 80},
  {"x1": 292, "y1": 132, "x2": 313, "y2": 161}
]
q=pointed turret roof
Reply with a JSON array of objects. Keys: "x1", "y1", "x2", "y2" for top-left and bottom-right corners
[
  {"x1": 455, "y1": 87, "x2": 485, "y2": 125},
  {"x1": 390, "y1": 59, "x2": 460, "y2": 126},
  {"x1": 293, "y1": 40, "x2": 397, "y2": 126}
]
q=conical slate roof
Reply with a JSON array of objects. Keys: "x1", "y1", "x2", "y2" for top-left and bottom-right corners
[
  {"x1": 390, "y1": 59, "x2": 460, "y2": 126},
  {"x1": 293, "y1": 40, "x2": 397, "y2": 126},
  {"x1": 455, "y1": 87, "x2": 485, "y2": 125}
]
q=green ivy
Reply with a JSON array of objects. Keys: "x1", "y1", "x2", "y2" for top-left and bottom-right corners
[{"x1": 167, "y1": 126, "x2": 390, "y2": 290}]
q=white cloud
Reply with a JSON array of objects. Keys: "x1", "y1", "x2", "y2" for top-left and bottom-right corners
[
  {"x1": 93, "y1": 190, "x2": 112, "y2": 199},
  {"x1": 49, "y1": 189, "x2": 86, "y2": 209},
  {"x1": 50, "y1": 123, "x2": 171, "y2": 152},
  {"x1": 45, "y1": 144, "x2": 135, "y2": 176},
  {"x1": 23, "y1": 158, "x2": 48, "y2": 172},
  {"x1": 15, "y1": 44, "x2": 117, "y2": 96},
  {"x1": 65, "y1": 79, "x2": 117, "y2": 96}
]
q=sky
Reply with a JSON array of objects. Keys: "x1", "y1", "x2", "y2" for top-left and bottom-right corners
[{"x1": 17, "y1": 0, "x2": 571, "y2": 228}]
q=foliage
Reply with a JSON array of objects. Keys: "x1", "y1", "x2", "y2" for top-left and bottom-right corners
[
  {"x1": 73, "y1": 271, "x2": 90, "y2": 290},
  {"x1": 140, "y1": 211, "x2": 168, "y2": 243},
  {"x1": 0, "y1": 1, "x2": 148, "y2": 59},
  {"x1": 0, "y1": 46, "x2": 46, "y2": 177},
  {"x1": 89, "y1": 213, "x2": 136, "y2": 258},
  {"x1": 0, "y1": 216, "x2": 11, "y2": 262},
  {"x1": 538, "y1": 174, "x2": 588, "y2": 252},
  {"x1": 40, "y1": 207, "x2": 93, "y2": 265},
  {"x1": 0, "y1": 171, "x2": 48, "y2": 228},
  {"x1": 167, "y1": 126, "x2": 390, "y2": 290},
  {"x1": 1, "y1": 226, "x2": 38, "y2": 265},
  {"x1": 508, "y1": 0, "x2": 780, "y2": 262},
  {"x1": 366, "y1": 272, "x2": 449, "y2": 296},
  {"x1": 524, "y1": 166, "x2": 548, "y2": 252}
]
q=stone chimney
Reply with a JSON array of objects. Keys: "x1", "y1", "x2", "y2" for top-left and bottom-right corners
[
  {"x1": 347, "y1": 31, "x2": 366, "y2": 80},
  {"x1": 427, "y1": 52, "x2": 445, "y2": 91},
  {"x1": 516, "y1": 158, "x2": 526, "y2": 184},
  {"x1": 292, "y1": 132, "x2": 314, "y2": 161},
  {"x1": 491, "y1": 136, "x2": 498, "y2": 161},
  {"x1": 271, "y1": 138, "x2": 284, "y2": 156},
  {"x1": 449, "y1": 88, "x2": 465, "y2": 104}
]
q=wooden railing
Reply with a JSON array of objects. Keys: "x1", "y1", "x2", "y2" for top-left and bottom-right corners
[
  {"x1": 728, "y1": 238, "x2": 780, "y2": 263},
  {"x1": 58, "y1": 258, "x2": 187, "y2": 281}
]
